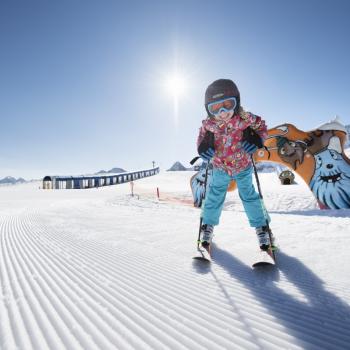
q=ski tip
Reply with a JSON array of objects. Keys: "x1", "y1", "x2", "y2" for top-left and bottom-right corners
[
  {"x1": 193, "y1": 245, "x2": 212, "y2": 263},
  {"x1": 193, "y1": 256, "x2": 211, "y2": 263},
  {"x1": 252, "y1": 250, "x2": 276, "y2": 268},
  {"x1": 252, "y1": 261, "x2": 275, "y2": 268}
]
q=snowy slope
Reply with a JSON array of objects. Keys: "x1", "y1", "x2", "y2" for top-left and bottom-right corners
[{"x1": 0, "y1": 172, "x2": 350, "y2": 350}]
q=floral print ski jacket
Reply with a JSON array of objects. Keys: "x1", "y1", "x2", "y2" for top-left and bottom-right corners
[{"x1": 197, "y1": 109, "x2": 268, "y2": 176}]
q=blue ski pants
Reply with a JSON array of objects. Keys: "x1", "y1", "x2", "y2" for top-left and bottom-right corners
[{"x1": 202, "y1": 166, "x2": 270, "y2": 228}]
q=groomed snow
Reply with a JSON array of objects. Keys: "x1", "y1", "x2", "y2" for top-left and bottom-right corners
[{"x1": 1, "y1": 171, "x2": 349, "y2": 350}]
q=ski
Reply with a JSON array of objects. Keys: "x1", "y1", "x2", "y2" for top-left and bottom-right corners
[
  {"x1": 252, "y1": 249, "x2": 275, "y2": 268},
  {"x1": 193, "y1": 245, "x2": 211, "y2": 262}
]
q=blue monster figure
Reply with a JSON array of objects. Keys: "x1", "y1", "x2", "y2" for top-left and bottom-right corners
[
  {"x1": 190, "y1": 162, "x2": 213, "y2": 208},
  {"x1": 310, "y1": 137, "x2": 350, "y2": 209}
]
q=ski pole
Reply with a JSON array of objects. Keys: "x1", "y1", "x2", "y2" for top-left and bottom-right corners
[{"x1": 250, "y1": 155, "x2": 276, "y2": 260}]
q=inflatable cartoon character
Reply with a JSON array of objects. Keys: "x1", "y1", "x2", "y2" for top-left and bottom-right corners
[{"x1": 255, "y1": 117, "x2": 350, "y2": 209}]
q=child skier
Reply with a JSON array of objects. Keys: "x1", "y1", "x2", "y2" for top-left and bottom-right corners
[{"x1": 197, "y1": 79, "x2": 274, "y2": 253}]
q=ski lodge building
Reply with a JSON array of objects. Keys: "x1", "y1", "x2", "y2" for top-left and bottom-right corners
[{"x1": 42, "y1": 167, "x2": 160, "y2": 190}]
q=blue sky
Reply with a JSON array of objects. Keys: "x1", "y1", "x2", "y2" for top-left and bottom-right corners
[{"x1": 1, "y1": 0, "x2": 349, "y2": 179}]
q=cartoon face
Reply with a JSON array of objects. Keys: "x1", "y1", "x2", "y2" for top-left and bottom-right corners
[
  {"x1": 277, "y1": 138, "x2": 307, "y2": 170},
  {"x1": 310, "y1": 145, "x2": 350, "y2": 209},
  {"x1": 314, "y1": 150, "x2": 343, "y2": 182}
]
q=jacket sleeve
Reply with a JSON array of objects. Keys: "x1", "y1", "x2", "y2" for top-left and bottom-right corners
[
  {"x1": 197, "y1": 123, "x2": 207, "y2": 150},
  {"x1": 240, "y1": 110, "x2": 268, "y2": 141},
  {"x1": 197, "y1": 122, "x2": 215, "y2": 154}
]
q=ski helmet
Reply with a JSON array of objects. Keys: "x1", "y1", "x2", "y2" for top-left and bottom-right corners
[{"x1": 205, "y1": 79, "x2": 240, "y2": 116}]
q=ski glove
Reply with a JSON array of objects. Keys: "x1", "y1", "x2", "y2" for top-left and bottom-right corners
[
  {"x1": 199, "y1": 147, "x2": 215, "y2": 161},
  {"x1": 242, "y1": 141, "x2": 258, "y2": 155}
]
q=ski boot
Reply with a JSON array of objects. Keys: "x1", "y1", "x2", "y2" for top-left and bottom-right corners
[
  {"x1": 255, "y1": 226, "x2": 276, "y2": 252},
  {"x1": 200, "y1": 224, "x2": 214, "y2": 253}
]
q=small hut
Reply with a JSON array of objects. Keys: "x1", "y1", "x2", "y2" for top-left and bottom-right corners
[{"x1": 279, "y1": 170, "x2": 295, "y2": 185}]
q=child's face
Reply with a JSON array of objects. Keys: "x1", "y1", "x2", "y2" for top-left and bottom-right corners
[{"x1": 214, "y1": 110, "x2": 234, "y2": 123}]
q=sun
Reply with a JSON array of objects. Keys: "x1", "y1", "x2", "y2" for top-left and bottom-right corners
[{"x1": 165, "y1": 73, "x2": 187, "y2": 99}]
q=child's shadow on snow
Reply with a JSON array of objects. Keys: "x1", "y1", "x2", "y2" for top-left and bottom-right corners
[{"x1": 209, "y1": 245, "x2": 350, "y2": 350}]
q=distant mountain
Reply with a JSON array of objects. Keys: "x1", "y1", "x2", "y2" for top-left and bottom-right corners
[
  {"x1": 167, "y1": 161, "x2": 188, "y2": 171},
  {"x1": 0, "y1": 176, "x2": 27, "y2": 185},
  {"x1": 96, "y1": 167, "x2": 127, "y2": 175}
]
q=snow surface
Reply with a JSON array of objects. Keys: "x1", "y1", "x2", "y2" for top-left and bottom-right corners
[{"x1": 0, "y1": 172, "x2": 350, "y2": 350}]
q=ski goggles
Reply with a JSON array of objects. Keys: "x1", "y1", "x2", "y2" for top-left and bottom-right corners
[{"x1": 207, "y1": 97, "x2": 237, "y2": 117}]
